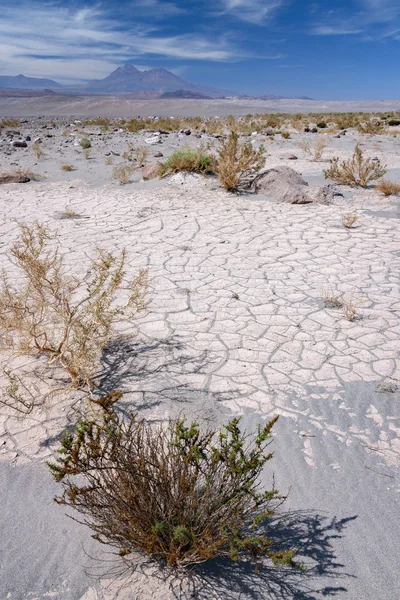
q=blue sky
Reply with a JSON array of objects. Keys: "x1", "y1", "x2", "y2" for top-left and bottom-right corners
[{"x1": 0, "y1": 0, "x2": 399, "y2": 99}]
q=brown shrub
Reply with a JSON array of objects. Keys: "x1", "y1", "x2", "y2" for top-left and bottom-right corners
[
  {"x1": 0, "y1": 222, "x2": 147, "y2": 390},
  {"x1": 48, "y1": 398, "x2": 298, "y2": 570},
  {"x1": 375, "y1": 179, "x2": 400, "y2": 196},
  {"x1": 216, "y1": 132, "x2": 264, "y2": 192},
  {"x1": 112, "y1": 164, "x2": 135, "y2": 184},
  {"x1": 324, "y1": 145, "x2": 386, "y2": 187}
]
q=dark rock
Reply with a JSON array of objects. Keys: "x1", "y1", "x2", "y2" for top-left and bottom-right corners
[
  {"x1": 153, "y1": 151, "x2": 163, "y2": 157},
  {"x1": 12, "y1": 141, "x2": 27, "y2": 148},
  {"x1": 0, "y1": 174, "x2": 30, "y2": 184},
  {"x1": 25, "y1": 135, "x2": 31, "y2": 141}
]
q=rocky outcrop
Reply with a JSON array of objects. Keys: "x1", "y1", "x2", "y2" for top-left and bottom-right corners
[{"x1": 251, "y1": 166, "x2": 313, "y2": 204}]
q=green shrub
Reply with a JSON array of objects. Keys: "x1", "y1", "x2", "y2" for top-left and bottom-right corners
[
  {"x1": 388, "y1": 119, "x2": 400, "y2": 126},
  {"x1": 79, "y1": 137, "x2": 92, "y2": 149},
  {"x1": 159, "y1": 149, "x2": 213, "y2": 176},
  {"x1": 48, "y1": 396, "x2": 297, "y2": 569},
  {"x1": 316, "y1": 122, "x2": 327, "y2": 128}
]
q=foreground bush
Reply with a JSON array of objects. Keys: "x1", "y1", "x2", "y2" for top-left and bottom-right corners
[
  {"x1": 159, "y1": 149, "x2": 213, "y2": 176},
  {"x1": 49, "y1": 394, "x2": 296, "y2": 569},
  {"x1": 0, "y1": 222, "x2": 147, "y2": 390},
  {"x1": 324, "y1": 144, "x2": 386, "y2": 187},
  {"x1": 217, "y1": 132, "x2": 265, "y2": 191}
]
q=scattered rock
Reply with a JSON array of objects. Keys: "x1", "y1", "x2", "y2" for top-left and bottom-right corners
[
  {"x1": 153, "y1": 151, "x2": 163, "y2": 157},
  {"x1": 0, "y1": 174, "x2": 30, "y2": 184},
  {"x1": 25, "y1": 135, "x2": 31, "y2": 141},
  {"x1": 309, "y1": 185, "x2": 336, "y2": 204},
  {"x1": 11, "y1": 141, "x2": 28, "y2": 148},
  {"x1": 252, "y1": 166, "x2": 313, "y2": 204},
  {"x1": 145, "y1": 135, "x2": 162, "y2": 145},
  {"x1": 142, "y1": 162, "x2": 160, "y2": 181},
  {"x1": 283, "y1": 153, "x2": 298, "y2": 160}
]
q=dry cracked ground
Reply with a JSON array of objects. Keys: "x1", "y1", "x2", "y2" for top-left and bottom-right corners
[{"x1": 0, "y1": 151, "x2": 399, "y2": 599}]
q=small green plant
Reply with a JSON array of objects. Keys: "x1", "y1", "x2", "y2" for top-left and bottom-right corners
[
  {"x1": 216, "y1": 132, "x2": 264, "y2": 192},
  {"x1": 324, "y1": 144, "x2": 386, "y2": 187},
  {"x1": 159, "y1": 148, "x2": 213, "y2": 176},
  {"x1": 316, "y1": 122, "x2": 327, "y2": 129},
  {"x1": 48, "y1": 397, "x2": 298, "y2": 570},
  {"x1": 79, "y1": 137, "x2": 92, "y2": 150},
  {"x1": 388, "y1": 119, "x2": 400, "y2": 127}
]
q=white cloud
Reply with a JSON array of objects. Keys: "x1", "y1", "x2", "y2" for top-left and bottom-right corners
[
  {"x1": 217, "y1": 0, "x2": 283, "y2": 24},
  {"x1": 312, "y1": 26, "x2": 363, "y2": 36},
  {"x1": 0, "y1": 1, "x2": 238, "y2": 83}
]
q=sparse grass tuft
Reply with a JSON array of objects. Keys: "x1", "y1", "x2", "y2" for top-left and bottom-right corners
[
  {"x1": 61, "y1": 164, "x2": 75, "y2": 172},
  {"x1": 357, "y1": 120, "x2": 385, "y2": 135},
  {"x1": 48, "y1": 402, "x2": 298, "y2": 570},
  {"x1": 375, "y1": 179, "x2": 400, "y2": 196},
  {"x1": 112, "y1": 164, "x2": 135, "y2": 184},
  {"x1": 341, "y1": 213, "x2": 359, "y2": 228},
  {"x1": 324, "y1": 144, "x2": 386, "y2": 187},
  {"x1": 0, "y1": 222, "x2": 147, "y2": 392},
  {"x1": 79, "y1": 137, "x2": 92, "y2": 150},
  {"x1": 135, "y1": 146, "x2": 148, "y2": 167},
  {"x1": 299, "y1": 137, "x2": 326, "y2": 161},
  {"x1": 281, "y1": 131, "x2": 290, "y2": 139},
  {"x1": 159, "y1": 148, "x2": 213, "y2": 176},
  {"x1": 322, "y1": 287, "x2": 344, "y2": 309}
]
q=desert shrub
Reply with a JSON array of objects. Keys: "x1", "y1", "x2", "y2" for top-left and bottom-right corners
[
  {"x1": 299, "y1": 137, "x2": 326, "y2": 161},
  {"x1": 357, "y1": 119, "x2": 385, "y2": 134},
  {"x1": 324, "y1": 144, "x2": 386, "y2": 187},
  {"x1": 112, "y1": 164, "x2": 135, "y2": 184},
  {"x1": 341, "y1": 212, "x2": 359, "y2": 228},
  {"x1": 83, "y1": 118, "x2": 110, "y2": 131},
  {"x1": 32, "y1": 143, "x2": 42, "y2": 159},
  {"x1": 0, "y1": 222, "x2": 147, "y2": 390},
  {"x1": 79, "y1": 137, "x2": 92, "y2": 149},
  {"x1": 281, "y1": 131, "x2": 290, "y2": 139},
  {"x1": 375, "y1": 179, "x2": 400, "y2": 196},
  {"x1": 159, "y1": 148, "x2": 213, "y2": 176},
  {"x1": 48, "y1": 396, "x2": 297, "y2": 569},
  {"x1": 388, "y1": 119, "x2": 400, "y2": 127},
  {"x1": 0, "y1": 118, "x2": 20, "y2": 129},
  {"x1": 316, "y1": 122, "x2": 327, "y2": 129},
  {"x1": 216, "y1": 132, "x2": 264, "y2": 192},
  {"x1": 61, "y1": 164, "x2": 75, "y2": 171},
  {"x1": 135, "y1": 146, "x2": 148, "y2": 167}
]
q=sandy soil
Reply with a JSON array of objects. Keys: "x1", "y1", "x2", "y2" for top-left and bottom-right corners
[
  {"x1": 0, "y1": 118, "x2": 399, "y2": 599},
  {"x1": 2, "y1": 96, "x2": 400, "y2": 117}
]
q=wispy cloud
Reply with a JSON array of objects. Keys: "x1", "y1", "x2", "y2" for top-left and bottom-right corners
[
  {"x1": 0, "y1": 1, "x2": 239, "y2": 82},
  {"x1": 310, "y1": 0, "x2": 400, "y2": 37},
  {"x1": 216, "y1": 0, "x2": 283, "y2": 24}
]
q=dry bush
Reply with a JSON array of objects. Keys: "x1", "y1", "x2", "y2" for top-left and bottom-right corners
[
  {"x1": 322, "y1": 287, "x2": 344, "y2": 309},
  {"x1": 61, "y1": 164, "x2": 75, "y2": 172},
  {"x1": 49, "y1": 396, "x2": 298, "y2": 570},
  {"x1": 0, "y1": 222, "x2": 147, "y2": 390},
  {"x1": 135, "y1": 146, "x2": 148, "y2": 167},
  {"x1": 281, "y1": 131, "x2": 290, "y2": 139},
  {"x1": 357, "y1": 119, "x2": 385, "y2": 134},
  {"x1": 343, "y1": 293, "x2": 365, "y2": 321},
  {"x1": 32, "y1": 143, "x2": 42, "y2": 159},
  {"x1": 216, "y1": 132, "x2": 264, "y2": 192},
  {"x1": 299, "y1": 137, "x2": 326, "y2": 161},
  {"x1": 159, "y1": 148, "x2": 213, "y2": 177},
  {"x1": 83, "y1": 148, "x2": 91, "y2": 160},
  {"x1": 376, "y1": 179, "x2": 400, "y2": 196},
  {"x1": 105, "y1": 156, "x2": 113, "y2": 166},
  {"x1": 324, "y1": 144, "x2": 386, "y2": 187},
  {"x1": 0, "y1": 118, "x2": 20, "y2": 130},
  {"x1": 112, "y1": 164, "x2": 135, "y2": 184},
  {"x1": 7, "y1": 168, "x2": 45, "y2": 181},
  {"x1": 332, "y1": 113, "x2": 361, "y2": 130},
  {"x1": 341, "y1": 213, "x2": 359, "y2": 228}
]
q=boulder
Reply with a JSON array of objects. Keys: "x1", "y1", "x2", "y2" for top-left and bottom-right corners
[
  {"x1": 153, "y1": 151, "x2": 163, "y2": 157},
  {"x1": 0, "y1": 174, "x2": 30, "y2": 184},
  {"x1": 11, "y1": 141, "x2": 27, "y2": 148},
  {"x1": 252, "y1": 166, "x2": 313, "y2": 204},
  {"x1": 142, "y1": 162, "x2": 160, "y2": 181}
]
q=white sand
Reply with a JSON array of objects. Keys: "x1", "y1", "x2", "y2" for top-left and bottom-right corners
[{"x1": 0, "y1": 120, "x2": 399, "y2": 599}]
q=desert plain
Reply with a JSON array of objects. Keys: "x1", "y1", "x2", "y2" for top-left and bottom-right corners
[{"x1": 0, "y1": 100, "x2": 399, "y2": 600}]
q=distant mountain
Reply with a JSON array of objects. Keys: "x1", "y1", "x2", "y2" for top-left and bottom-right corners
[
  {"x1": 159, "y1": 89, "x2": 212, "y2": 99},
  {"x1": 0, "y1": 74, "x2": 62, "y2": 90},
  {"x1": 71, "y1": 65, "x2": 235, "y2": 98}
]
